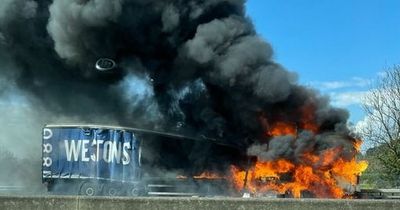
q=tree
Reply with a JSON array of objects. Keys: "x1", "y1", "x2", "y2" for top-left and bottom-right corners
[{"x1": 359, "y1": 65, "x2": 400, "y2": 187}]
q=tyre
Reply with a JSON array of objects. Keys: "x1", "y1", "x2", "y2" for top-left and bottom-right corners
[
  {"x1": 79, "y1": 182, "x2": 99, "y2": 196},
  {"x1": 128, "y1": 183, "x2": 145, "y2": 197},
  {"x1": 103, "y1": 183, "x2": 122, "y2": 196}
]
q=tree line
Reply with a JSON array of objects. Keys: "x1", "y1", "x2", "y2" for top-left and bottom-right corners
[{"x1": 358, "y1": 65, "x2": 400, "y2": 188}]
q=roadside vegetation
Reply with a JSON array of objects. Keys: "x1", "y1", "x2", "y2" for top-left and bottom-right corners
[{"x1": 359, "y1": 65, "x2": 400, "y2": 188}]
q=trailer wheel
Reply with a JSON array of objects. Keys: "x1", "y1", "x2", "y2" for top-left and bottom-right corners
[
  {"x1": 79, "y1": 182, "x2": 98, "y2": 196},
  {"x1": 128, "y1": 184, "x2": 144, "y2": 197},
  {"x1": 103, "y1": 184, "x2": 120, "y2": 196},
  {"x1": 130, "y1": 188, "x2": 140, "y2": 196}
]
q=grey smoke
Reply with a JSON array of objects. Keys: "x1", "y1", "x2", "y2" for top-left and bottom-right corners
[
  {"x1": 162, "y1": 4, "x2": 180, "y2": 32},
  {"x1": 248, "y1": 135, "x2": 295, "y2": 161},
  {"x1": 184, "y1": 17, "x2": 252, "y2": 64},
  {"x1": 0, "y1": 0, "x2": 37, "y2": 24},
  {"x1": 294, "y1": 131, "x2": 316, "y2": 158},
  {"x1": 247, "y1": 130, "x2": 354, "y2": 165},
  {"x1": 47, "y1": 0, "x2": 123, "y2": 63}
]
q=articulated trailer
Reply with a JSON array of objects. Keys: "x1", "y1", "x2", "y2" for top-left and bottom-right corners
[{"x1": 42, "y1": 124, "x2": 242, "y2": 196}]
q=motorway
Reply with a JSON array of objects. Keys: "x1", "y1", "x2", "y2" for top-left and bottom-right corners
[{"x1": 0, "y1": 196, "x2": 400, "y2": 210}]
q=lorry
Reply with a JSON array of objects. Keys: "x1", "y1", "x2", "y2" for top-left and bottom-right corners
[{"x1": 42, "y1": 124, "x2": 243, "y2": 196}]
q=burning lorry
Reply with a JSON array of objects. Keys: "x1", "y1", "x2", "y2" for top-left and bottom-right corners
[
  {"x1": 42, "y1": 124, "x2": 368, "y2": 198},
  {"x1": 42, "y1": 124, "x2": 244, "y2": 196}
]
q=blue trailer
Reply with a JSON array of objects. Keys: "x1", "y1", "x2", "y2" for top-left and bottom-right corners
[{"x1": 42, "y1": 124, "x2": 243, "y2": 196}]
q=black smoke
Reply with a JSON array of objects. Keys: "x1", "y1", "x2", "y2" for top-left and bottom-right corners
[{"x1": 0, "y1": 0, "x2": 357, "y2": 179}]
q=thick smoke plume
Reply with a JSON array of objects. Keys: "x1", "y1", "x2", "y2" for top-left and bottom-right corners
[{"x1": 0, "y1": 0, "x2": 358, "y2": 195}]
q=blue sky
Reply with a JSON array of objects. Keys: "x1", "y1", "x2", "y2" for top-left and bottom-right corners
[{"x1": 246, "y1": 0, "x2": 400, "y2": 123}]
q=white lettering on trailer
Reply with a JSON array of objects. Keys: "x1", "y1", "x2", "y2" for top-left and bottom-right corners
[
  {"x1": 122, "y1": 142, "x2": 131, "y2": 165},
  {"x1": 43, "y1": 128, "x2": 53, "y2": 140},
  {"x1": 43, "y1": 157, "x2": 52, "y2": 167},
  {"x1": 90, "y1": 140, "x2": 97, "y2": 161},
  {"x1": 64, "y1": 140, "x2": 131, "y2": 164},
  {"x1": 81, "y1": 140, "x2": 90, "y2": 162},
  {"x1": 96, "y1": 140, "x2": 104, "y2": 161},
  {"x1": 65, "y1": 140, "x2": 81, "y2": 161},
  {"x1": 112, "y1": 142, "x2": 122, "y2": 164},
  {"x1": 42, "y1": 128, "x2": 53, "y2": 167},
  {"x1": 103, "y1": 141, "x2": 112, "y2": 163},
  {"x1": 43, "y1": 143, "x2": 52, "y2": 153}
]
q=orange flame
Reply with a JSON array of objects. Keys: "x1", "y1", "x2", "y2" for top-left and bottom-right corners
[
  {"x1": 299, "y1": 103, "x2": 319, "y2": 133},
  {"x1": 230, "y1": 146, "x2": 368, "y2": 198},
  {"x1": 205, "y1": 104, "x2": 367, "y2": 198},
  {"x1": 353, "y1": 139, "x2": 363, "y2": 153},
  {"x1": 177, "y1": 172, "x2": 226, "y2": 180},
  {"x1": 268, "y1": 122, "x2": 297, "y2": 136},
  {"x1": 193, "y1": 171, "x2": 225, "y2": 179},
  {"x1": 266, "y1": 103, "x2": 320, "y2": 137}
]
